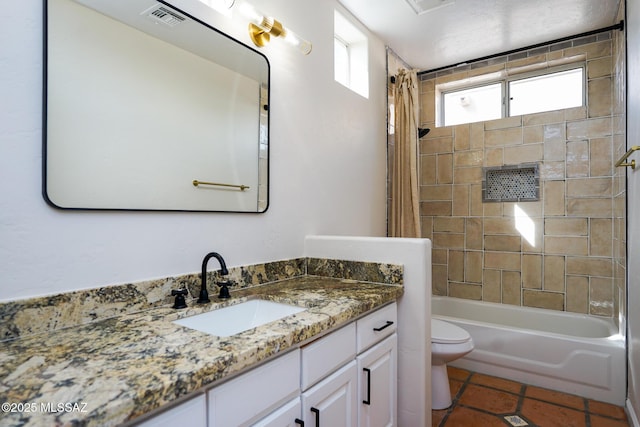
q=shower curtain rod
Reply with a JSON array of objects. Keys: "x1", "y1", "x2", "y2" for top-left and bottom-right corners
[{"x1": 417, "y1": 20, "x2": 624, "y2": 76}]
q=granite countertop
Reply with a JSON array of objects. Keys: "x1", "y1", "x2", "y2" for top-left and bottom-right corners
[{"x1": 0, "y1": 276, "x2": 403, "y2": 427}]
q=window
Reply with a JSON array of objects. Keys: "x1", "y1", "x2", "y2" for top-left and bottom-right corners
[
  {"x1": 443, "y1": 83, "x2": 502, "y2": 127},
  {"x1": 334, "y1": 10, "x2": 369, "y2": 98},
  {"x1": 439, "y1": 65, "x2": 584, "y2": 127},
  {"x1": 509, "y1": 68, "x2": 583, "y2": 116}
]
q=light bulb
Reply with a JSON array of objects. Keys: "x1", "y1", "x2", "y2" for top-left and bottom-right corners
[
  {"x1": 282, "y1": 27, "x2": 312, "y2": 55},
  {"x1": 234, "y1": 1, "x2": 266, "y2": 27}
]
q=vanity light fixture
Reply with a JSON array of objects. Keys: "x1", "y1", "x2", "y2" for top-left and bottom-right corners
[
  {"x1": 198, "y1": 0, "x2": 235, "y2": 16},
  {"x1": 233, "y1": 1, "x2": 312, "y2": 55}
]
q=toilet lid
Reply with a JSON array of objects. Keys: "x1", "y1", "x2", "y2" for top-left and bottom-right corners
[{"x1": 432, "y1": 319, "x2": 471, "y2": 344}]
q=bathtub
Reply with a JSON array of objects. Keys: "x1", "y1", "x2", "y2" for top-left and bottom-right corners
[{"x1": 432, "y1": 296, "x2": 626, "y2": 405}]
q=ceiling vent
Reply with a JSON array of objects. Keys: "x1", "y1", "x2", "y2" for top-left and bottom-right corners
[
  {"x1": 404, "y1": 0, "x2": 455, "y2": 15},
  {"x1": 141, "y1": 4, "x2": 186, "y2": 27}
]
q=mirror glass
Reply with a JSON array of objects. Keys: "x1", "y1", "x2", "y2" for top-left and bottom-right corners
[{"x1": 44, "y1": 0, "x2": 269, "y2": 212}]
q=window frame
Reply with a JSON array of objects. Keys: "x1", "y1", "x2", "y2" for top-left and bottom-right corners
[
  {"x1": 438, "y1": 63, "x2": 586, "y2": 127},
  {"x1": 506, "y1": 64, "x2": 586, "y2": 117},
  {"x1": 441, "y1": 81, "x2": 505, "y2": 127},
  {"x1": 334, "y1": 34, "x2": 351, "y2": 88}
]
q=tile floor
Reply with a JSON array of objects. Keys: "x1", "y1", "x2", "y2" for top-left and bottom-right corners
[{"x1": 432, "y1": 367, "x2": 630, "y2": 427}]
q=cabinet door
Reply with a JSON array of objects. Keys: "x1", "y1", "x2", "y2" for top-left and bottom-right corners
[
  {"x1": 251, "y1": 397, "x2": 302, "y2": 427},
  {"x1": 357, "y1": 334, "x2": 397, "y2": 427},
  {"x1": 302, "y1": 360, "x2": 358, "y2": 427},
  {"x1": 135, "y1": 394, "x2": 206, "y2": 427}
]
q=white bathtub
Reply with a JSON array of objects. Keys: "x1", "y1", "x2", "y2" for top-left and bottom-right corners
[{"x1": 432, "y1": 296, "x2": 626, "y2": 405}]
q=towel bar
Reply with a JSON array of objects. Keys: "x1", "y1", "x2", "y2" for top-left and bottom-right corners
[{"x1": 614, "y1": 145, "x2": 639, "y2": 169}]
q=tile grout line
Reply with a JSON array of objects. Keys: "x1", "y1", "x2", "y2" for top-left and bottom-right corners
[
  {"x1": 437, "y1": 371, "x2": 475, "y2": 427},
  {"x1": 450, "y1": 372, "x2": 525, "y2": 426},
  {"x1": 585, "y1": 397, "x2": 592, "y2": 427},
  {"x1": 508, "y1": 383, "x2": 537, "y2": 427},
  {"x1": 435, "y1": 369, "x2": 631, "y2": 427}
]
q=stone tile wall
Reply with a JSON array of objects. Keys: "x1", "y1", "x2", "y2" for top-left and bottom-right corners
[
  {"x1": 417, "y1": 33, "x2": 625, "y2": 318},
  {"x1": 612, "y1": 2, "x2": 627, "y2": 330}
]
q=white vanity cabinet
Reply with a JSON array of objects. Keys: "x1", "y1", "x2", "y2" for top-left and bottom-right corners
[
  {"x1": 207, "y1": 349, "x2": 301, "y2": 427},
  {"x1": 300, "y1": 303, "x2": 398, "y2": 427},
  {"x1": 135, "y1": 394, "x2": 207, "y2": 427},
  {"x1": 135, "y1": 303, "x2": 397, "y2": 427}
]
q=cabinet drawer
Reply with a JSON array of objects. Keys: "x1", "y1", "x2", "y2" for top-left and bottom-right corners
[
  {"x1": 301, "y1": 322, "x2": 356, "y2": 390},
  {"x1": 136, "y1": 394, "x2": 206, "y2": 427},
  {"x1": 208, "y1": 349, "x2": 300, "y2": 426},
  {"x1": 356, "y1": 303, "x2": 397, "y2": 353}
]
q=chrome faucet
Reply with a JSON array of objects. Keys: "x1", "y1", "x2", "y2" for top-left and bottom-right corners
[{"x1": 199, "y1": 252, "x2": 229, "y2": 303}]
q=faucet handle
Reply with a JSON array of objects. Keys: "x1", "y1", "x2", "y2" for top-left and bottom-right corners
[
  {"x1": 217, "y1": 281, "x2": 233, "y2": 299},
  {"x1": 171, "y1": 289, "x2": 189, "y2": 309}
]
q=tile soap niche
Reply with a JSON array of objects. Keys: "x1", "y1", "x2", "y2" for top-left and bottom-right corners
[{"x1": 482, "y1": 163, "x2": 540, "y2": 203}]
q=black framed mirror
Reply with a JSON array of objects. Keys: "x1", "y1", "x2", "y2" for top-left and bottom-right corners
[{"x1": 44, "y1": 0, "x2": 270, "y2": 212}]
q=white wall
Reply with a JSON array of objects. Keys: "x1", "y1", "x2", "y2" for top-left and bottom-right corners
[
  {"x1": 626, "y1": 0, "x2": 640, "y2": 423},
  {"x1": 0, "y1": 0, "x2": 388, "y2": 301}
]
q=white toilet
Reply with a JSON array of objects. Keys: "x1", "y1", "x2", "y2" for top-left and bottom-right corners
[{"x1": 431, "y1": 318, "x2": 474, "y2": 409}]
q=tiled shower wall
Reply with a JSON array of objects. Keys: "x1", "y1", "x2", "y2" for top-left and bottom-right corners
[
  {"x1": 417, "y1": 32, "x2": 626, "y2": 319},
  {"x1": 613, "y1": 2, "x2": 627, "y2": 328}
]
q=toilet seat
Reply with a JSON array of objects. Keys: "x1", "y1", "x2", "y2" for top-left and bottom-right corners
[{"x1": 432, "y1": 319, "x2": 471, "y2": 344}]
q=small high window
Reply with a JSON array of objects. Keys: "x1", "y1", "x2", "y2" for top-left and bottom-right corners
[
  {"x1": 334, "y1": 10, "x2": 369, "y2": 98},
  {"x1": 439, "y1": 65, "x2": 585, "y2": 127}
]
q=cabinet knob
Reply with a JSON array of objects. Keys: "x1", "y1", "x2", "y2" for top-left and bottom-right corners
[{"x1": 294, "y1": 418, "x2": 305, "y2": 426}]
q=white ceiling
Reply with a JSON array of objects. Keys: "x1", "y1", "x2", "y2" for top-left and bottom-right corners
[{"x1": 338, "y1": 0, "x2": 621, "y2": 71}]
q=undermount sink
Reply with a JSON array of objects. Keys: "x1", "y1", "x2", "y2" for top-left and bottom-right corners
[{"x1": 173, "y1": 299, "x2": 306, "y2": 337}]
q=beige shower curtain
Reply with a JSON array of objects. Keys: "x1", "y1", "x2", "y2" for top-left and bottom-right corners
[{"x1": 390, "y1": 69, "x2": 421, "y2": 238}]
